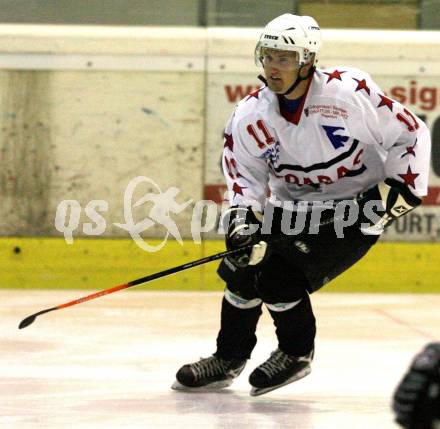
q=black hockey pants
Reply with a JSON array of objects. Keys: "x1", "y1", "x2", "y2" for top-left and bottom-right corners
[{"x1": 215, "y1": 208, "x2": 379, "y2": 360}]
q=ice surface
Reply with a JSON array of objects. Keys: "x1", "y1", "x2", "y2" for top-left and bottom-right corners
[{"x1": 2, "y1": 290, "x2": 439, "y2": 429}]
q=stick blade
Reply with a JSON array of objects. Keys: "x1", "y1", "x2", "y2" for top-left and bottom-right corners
[
  {"x1": 18, "y1": 314, "x2": 37, "y2": 329},
  {"x1": 18, "y1": 307, "x2": 57, "y2": 330}
]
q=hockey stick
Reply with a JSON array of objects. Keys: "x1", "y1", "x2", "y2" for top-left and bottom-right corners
[
  {"x1": 18, "y1": 245, "x2": 253, "y2": 330},
  {"x1": 18, "y1": 204, "x2": 355, "y2": 330}
]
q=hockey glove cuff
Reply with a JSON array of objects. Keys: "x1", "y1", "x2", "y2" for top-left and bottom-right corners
[
  {"x1": 357, "y1": 178, "x2": 422, "y2": 235},
  {"x1": 222, "y1": 206, "x2": 266, "y2": 268}
]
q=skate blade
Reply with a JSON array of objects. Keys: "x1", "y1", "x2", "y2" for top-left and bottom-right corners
[
  {"x1": 249, "y1": 366, "x2": 311, "y2": 397},
  {"x1": 171, "y1": 379, "x2": 233, "y2": 392}
]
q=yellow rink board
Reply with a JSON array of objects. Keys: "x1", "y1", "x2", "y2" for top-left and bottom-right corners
[{"x1": 0, "y1": 237, "x2": 439, "y2": 293}]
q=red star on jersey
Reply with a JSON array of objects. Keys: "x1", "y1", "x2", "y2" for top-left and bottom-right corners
[
  {"x1": 232, "y1": 182, "x2": 246, "y2": 196},
  {"x1": 398, "y1": 165, "x2": 419, "y2": 189},
  {"x1": 246, "y1": 88, "x2": 262, "y2": 101},
  {"x1": 223, "y1": 133, "x2": 234, "y2": 151},
  {"x1": 377, "y1": 94, "x2": 394, "y2": 111},
  {"x1": 323, "y1": 69, "x2": 346, "y2": 83},
  {"x1": 352, "y1": 78, "x2": 371, "y2": 95}
]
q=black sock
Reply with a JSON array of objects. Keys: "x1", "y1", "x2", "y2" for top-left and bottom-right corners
[
  {"x1": 215, "y1": 297, "x2": 262, "y2": 360},
  {"x1": 268, "y1": 293, "x2": 316, "y2": 356}
]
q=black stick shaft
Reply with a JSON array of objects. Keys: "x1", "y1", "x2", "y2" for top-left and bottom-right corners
[
  {"x1": 18, "y1": 245, "x2": 250, "y2": 329},
  {"x1": 128, "y1": 246, "x2": 242, "y2": 287}
]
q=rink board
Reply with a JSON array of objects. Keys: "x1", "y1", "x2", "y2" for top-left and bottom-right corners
[
  {"x1": 1, "y1": 27, "x2": 440, "y2": 242},
  {"x1": 1, "y1": 237, "x2": 439, "y2": 293}
]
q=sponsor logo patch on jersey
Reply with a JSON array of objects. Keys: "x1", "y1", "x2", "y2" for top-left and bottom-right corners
[
  {"x1": 322, "y1": 125, "x2": 349, "y2": 149},
  {"x1": 304, "y1": 104, "x2": 349, "y2": 120}
]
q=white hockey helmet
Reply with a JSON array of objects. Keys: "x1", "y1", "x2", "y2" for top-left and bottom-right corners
[{"x1": 255, "y1": 14, "x2": 322, "y2": 68}]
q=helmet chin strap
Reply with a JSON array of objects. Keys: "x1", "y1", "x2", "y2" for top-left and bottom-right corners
[
  {"x1": 257, "y1": 74, "x2": 268, "y2": 85},
  {"x1": 258, "y1": 64, "x2": 315, "y2": 97},
  {"x1": 281, "y1": 65, "x2": 315, "y2": 96}
]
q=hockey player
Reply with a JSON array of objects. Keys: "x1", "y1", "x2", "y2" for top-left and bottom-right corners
[
  {"x1": 393, "y1": 343, "x2": 440, "y2": 429},
  {"x1": 172, "y1": 14, "x2": 431, "y2": 396}
]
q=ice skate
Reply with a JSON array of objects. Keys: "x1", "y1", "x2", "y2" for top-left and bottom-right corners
[
  {"x1": 249, "y1": 348, "x2": 314, "y2": 396},
  {"x1": 171, "y1": 355, "x2": 246, "y2": 391}
]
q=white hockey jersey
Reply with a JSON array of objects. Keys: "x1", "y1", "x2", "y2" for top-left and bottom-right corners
[{"x1": 222, "y1": 67, "x2": 431, "y2": 210}]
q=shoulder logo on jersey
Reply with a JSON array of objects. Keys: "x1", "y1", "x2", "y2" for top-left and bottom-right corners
[{"x1": 322, "y1": 125, "x2": 349, "y2": 149}]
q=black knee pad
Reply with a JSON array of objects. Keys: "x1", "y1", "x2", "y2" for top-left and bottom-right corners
[
  {"x1": 217, "y1": 258, "x2": 259, "y2": 301},
  {"x1": 255, "y1": 253, "x2": 309, "y2": 304}
]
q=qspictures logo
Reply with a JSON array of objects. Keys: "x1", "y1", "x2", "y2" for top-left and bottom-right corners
[
  {"x1": 54, "y1": 175, "x2": 392, "y2": 251},
  {"x1": 55, "y1": 176, "x2": 229, "y2": 251}
]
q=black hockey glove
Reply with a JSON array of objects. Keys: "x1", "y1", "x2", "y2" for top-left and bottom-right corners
[
  {"x1": 393, "y1": 342, "x2": 440, "y2": 429},
  {"x1": 222, "y1": 206, "x2": 267, "y2": 268},
  {"x1": 356, "y1": 178, "x2": 421, "y2": 235}
]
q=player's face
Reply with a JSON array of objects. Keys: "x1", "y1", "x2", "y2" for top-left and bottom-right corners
[{"x1": 262, "y1": 49, "x2": 300, "y2": 93}]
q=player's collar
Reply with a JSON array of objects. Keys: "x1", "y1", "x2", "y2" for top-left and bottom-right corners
[{"x1": 279, "y1": 71, "x2": 314, "y2": 125}]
